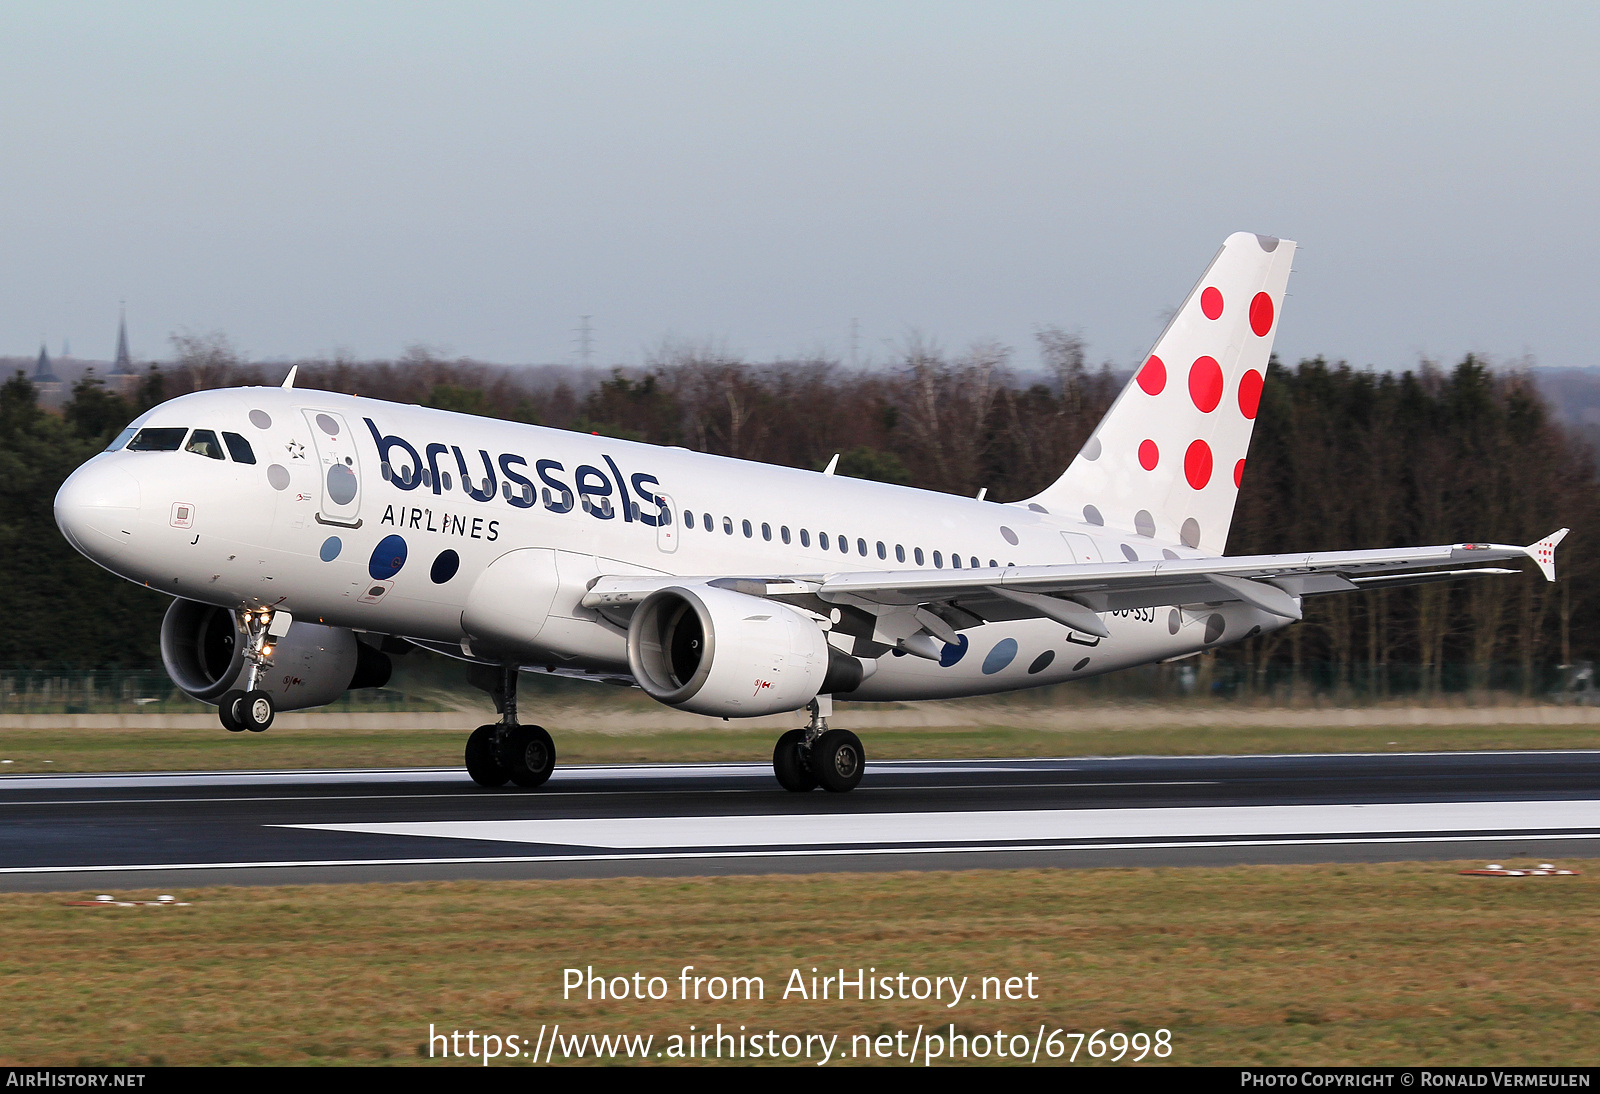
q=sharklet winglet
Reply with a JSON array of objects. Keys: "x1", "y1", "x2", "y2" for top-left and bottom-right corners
[{"x1": 1524, "y1": 528, "x2": 1569, "y2": 582}]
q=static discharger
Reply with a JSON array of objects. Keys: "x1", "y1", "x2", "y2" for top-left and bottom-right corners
[
  {"x1": 66, "y1": 895, "x2": 192, "y2": 907},
  {"x1": 1458, "y1": 863, "x2": 1580, "y2": 878}
]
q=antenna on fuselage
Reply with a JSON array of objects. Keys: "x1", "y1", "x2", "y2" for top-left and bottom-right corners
[
  {"x1": 822, "y1": 453, "x2": 839, "y2": 476},
  {"x1": 281, "y1": 365, "x2": 298, "y2": 389}
]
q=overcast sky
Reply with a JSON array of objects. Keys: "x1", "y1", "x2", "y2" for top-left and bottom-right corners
[{"x1": 2, "y1": 2, "x2": 1596, "y2": 373}]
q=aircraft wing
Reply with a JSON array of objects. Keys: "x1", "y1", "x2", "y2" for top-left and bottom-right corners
[{"x1": 583, "y1": 529, "x2": 1567, "y2": 644}]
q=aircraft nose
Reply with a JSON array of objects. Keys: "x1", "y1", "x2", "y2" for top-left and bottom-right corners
[{"x1": 55, "y1": 460, "x2": 141, "y2": 559}]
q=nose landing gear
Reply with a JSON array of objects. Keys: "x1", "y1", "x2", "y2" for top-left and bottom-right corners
[
  {"x1": 773, "y1": 697, "x2": 865, "y2": 793},
  {"x1": 216, "y1": 608, "x2": 282, "y2": 733},
  {"x1": 464, "y1": 665, "x2": 555, "y2": 789}
]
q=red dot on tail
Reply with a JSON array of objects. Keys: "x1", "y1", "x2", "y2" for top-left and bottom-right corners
[
  {"x1": 1189, "y1": 357, "x2": 1223, "y2": 412},
  {"x1": 1249, "y1": 292, "x2": 1274, "y2": 336},
  {"x1": 1185, "y1": 439, "x2": 1213, "y2": 489},
  {"x1": 1139, "y1": 439, "x2": 1159, "y2": 470},
  {"x1": 1137, "y1": 355, "x2": 1166, "y2": 395},
  {"x1": 1234, "y1": 458, "x2": 1246, "y2": 487},
  {"x1": 1200, "y1": 287, "x2": 1223, "y2": 320},
  {"x1": 1238, "y1": 369, "x2": 1264, "y2": 419}
]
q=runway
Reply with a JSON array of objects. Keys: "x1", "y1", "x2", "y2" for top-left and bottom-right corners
[{"x1": 1, "y1": 751, "x2": 1597, "y2": 890}]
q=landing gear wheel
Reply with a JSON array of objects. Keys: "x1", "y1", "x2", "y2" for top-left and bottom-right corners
[
  {"x1": 503, "y1": 724, "x2": 555, "y2": 788},
  {"x1": 465, "y1": 724, "x2": 510, "y2": 787},
  {"x1": 773, "y1": 729, "x2": 818, "y2": 792},
  {"x1": 241, "y1": 690, "x2": 275, "y2": 732},
  {"x1": 218, "y1": 690, "x2": 247, "y2": 733},
  {"x1": 812, "y1": 729, "x2": 865, "y2": 793}
]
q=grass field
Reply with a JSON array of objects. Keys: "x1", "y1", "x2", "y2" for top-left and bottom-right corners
[
  {"x1": 0, "y1": 720, "x2": 1597, "y2": 773},
  {"x1": 1, "y1": 862, "x2": 1594, "y2": 1066}
]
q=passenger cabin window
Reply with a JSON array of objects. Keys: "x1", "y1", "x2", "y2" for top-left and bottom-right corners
[
  {"x1": 742, "y1": 519, "x2": 753, "y2": 538},
  {"x1": 722, "y1": 516, "x2": 733, "y2": 535},
  {"x1": 895, "y1": 544, "x2": 905, "y2": 563},
  {"x1": 914, "y1": 547, "x2": 925, "y2": 566},
  {"x1": 762, "y1": 523, "x2": 772, "y2": 542},
  {"x1": 800, "y1": 529, "x2": 811, "y2": 547},
  {"x1": 781, "y1": 526, "x2": 791, "y2": 544},
  {"x1": 184, "y1": 430, "x2": 226, "y2": 460},
  {"x1": 126, "y1": 427, "x2": 188, "y2": 452},
  {"x1": 819, "y1": 532, "x2": 829, "y2": 550},
  {"x1": 222, "y1": 432, "x2": 256, "y2": 464},
  {"x1": 932, "y1": 551, "x2": 943, "y2": 568},
  {"x1": 684, "y1": 511, "x2": 696, "y2": 529}
]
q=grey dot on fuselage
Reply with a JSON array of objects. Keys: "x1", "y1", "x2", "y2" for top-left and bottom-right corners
[
  {"x1": 1255, "y1": 234, "x2": 1280, "y2": 252},
  {"x1": 1121, "y1": 543, "x2": 1137, "y2": 561},
  {"x1": 1181, "y1": 517, "x2": 1201, "y2": 548},
  {"x1": 1081, "y1": 436, "x2": 1102, "y2": 461},
  {"x1": 1083, "y1": 505, "x2": 1103, "y2": 526},
  {"x1": 1204, "y1": 614, "x2": 1226, "y2": 643},
  {"x1": 267, "y1": 464, "x2": 290, "y2": 491},
  {"x1": 1168, "y1": 609, "x2": 1181, "y2": 635},
  {"x1": 1134, "y1": 510, "x2": 1155, "y2": 537}
]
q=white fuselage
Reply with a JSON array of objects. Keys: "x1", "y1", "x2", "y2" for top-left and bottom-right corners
[{"x1": 56, "y1": 386, "x2": 1288, "y2": 708}]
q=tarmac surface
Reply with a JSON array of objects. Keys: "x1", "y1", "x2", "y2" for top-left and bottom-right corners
[{"x1": 1, "y1": 751, "x2": 1597, "y2": 890}]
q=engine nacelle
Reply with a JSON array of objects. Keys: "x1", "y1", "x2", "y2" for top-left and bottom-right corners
[
  {"x1": 160, "y1": 598, "x2": 391, "y2": 711},
  {"x1": 627, "y1": 585, "x2": 851, "y2": 717}
]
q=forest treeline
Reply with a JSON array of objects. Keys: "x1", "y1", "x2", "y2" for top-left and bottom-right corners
[{"x1": 4, "y1": 329, "x2": 1594, "y2": 697}]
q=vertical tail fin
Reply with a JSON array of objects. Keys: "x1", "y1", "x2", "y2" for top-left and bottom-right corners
[{"x1": 1027, "y1": 232, "x2": 1296, "y2": 555}]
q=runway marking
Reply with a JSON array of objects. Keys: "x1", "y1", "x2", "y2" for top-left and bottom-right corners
[
  {"x1": 0, "y1": 781, "x2": 1222, "y2": 808},
  {"x1": 3, "y1": 831, "x2": 1600, "y2": 876},
  {"x1": 4, "y1": 750, "x2": 1597, "y2": 791},
  {"x1": 285, "y1": 799, "x2": 1600, "y2": 850}
]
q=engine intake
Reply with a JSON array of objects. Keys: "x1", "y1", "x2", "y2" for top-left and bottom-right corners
[
  {"x1": 627, "y1": 585, "x2": 858, "y2": 718},
  {"x1": 160, "y1": 598, "x2": 391, "y2": 711}
]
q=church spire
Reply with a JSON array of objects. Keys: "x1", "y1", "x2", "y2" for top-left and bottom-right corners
[
  {"x1": 33, "y1": 342, "x2": 60, "y2": 384},
  {"x1": 111, "y1": 302, "x2": 135, "y2": 376}
]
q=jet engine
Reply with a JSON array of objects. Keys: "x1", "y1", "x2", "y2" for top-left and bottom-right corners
[
  {"x1": 626, "y1": 585, "x2": 865, "y2": 717},
  {"x1": 159, "y1": 598, "x2": 392, "y2": 711}
]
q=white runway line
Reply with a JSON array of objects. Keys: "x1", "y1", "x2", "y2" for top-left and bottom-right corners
[{"x1": 286, "y1": 799, "x2": 1600, "y2": 850}]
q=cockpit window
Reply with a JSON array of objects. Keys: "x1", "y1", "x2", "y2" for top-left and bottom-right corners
[
  {"x1": 222, "y1": 432, "x2": 256, "y2": 464},
  {"x1": 126, "y1": 427, "x2": 188, "y2": 452},
  {"x1": 185, "y1": 429, "x2": 226, "y2": 460},
  {"x1": 104, "y1": 426, "x2": 138, "y2": 452}
]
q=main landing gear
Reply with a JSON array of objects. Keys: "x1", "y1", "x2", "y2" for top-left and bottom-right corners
[
  {"x1": 464, "y1": 665, "x2": 555, "y2": 789},
  {"x1": 774, "y1": 697, "x2": 865, "y2": 794},
  {"x1": 217, "y1": 608, "x2": 279, "y2": 733}
]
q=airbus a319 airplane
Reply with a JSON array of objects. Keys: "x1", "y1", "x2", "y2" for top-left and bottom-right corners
[{"x1": 54, "y1": 233, "x2": 1567, "y2": 793}]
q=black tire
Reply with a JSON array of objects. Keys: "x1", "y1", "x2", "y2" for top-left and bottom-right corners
[
  {"x1": 218, "y1": 690, "x2": 247, "y2": 733},
  {"x1": 812, "y1": 729, "x2": 865, "y2": 793},
  {"x1": 465, "y1": 724, "x2": 509, "y2": 787},
  {"x1": 241, "y1": 690, "x2": 275, "y2": 732},
  {"x1": 504, "y1": 724, "x2": 555, "y2": 789},
  {"x1": 772, "y1": 729, "x2": 818, "y2": 792}
]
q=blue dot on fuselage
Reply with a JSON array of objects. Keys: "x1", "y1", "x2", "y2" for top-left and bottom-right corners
[
  {"x1": 430, "y1": 549, "x2": 460, "y2": 584},
  {"x1": 939, "y1": 634, "x2": 969, "y2": 668},
  {"x1": 369, "y1": 534, "x2": 408, "y2": 580},
  {"x1": 319, "y1": 536, "x2": 341, "y2": 562},
  {"x1": 982, "y1": 637, "x2": 1018, "y2": 675}
]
